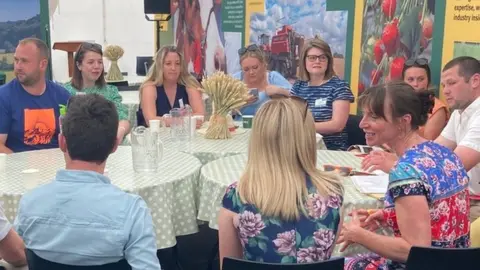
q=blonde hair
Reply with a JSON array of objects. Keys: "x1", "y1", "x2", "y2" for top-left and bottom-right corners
[
  {"x1": 237, "y1": 98, "x2": 343, "y2": 221},
  {"x1": 240, "y1": 47, "x2": 267, "y2": 66},
  {"x1": 139, "y1": 45, "x2": 200, "y2": 96},
  {"x1": 298, "y1": 38, "x2": 336, "y2": 81}
]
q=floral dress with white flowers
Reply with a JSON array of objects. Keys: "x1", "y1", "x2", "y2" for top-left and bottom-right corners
[
  {"x1": 222, "y1": 178, "x2": 343, "y2": 264},
  {"x1": 344, "y1": 141, "x2": 470, "y2": 270}
]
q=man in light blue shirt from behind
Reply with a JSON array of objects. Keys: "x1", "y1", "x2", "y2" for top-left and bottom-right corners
[{"x1": 14, "y1": 94, "x2": 161, "y2": 269}]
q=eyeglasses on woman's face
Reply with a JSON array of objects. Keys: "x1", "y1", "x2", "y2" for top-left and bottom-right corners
[{"x1": 306, "y1": 54, "x2": 328, "y2": 63}]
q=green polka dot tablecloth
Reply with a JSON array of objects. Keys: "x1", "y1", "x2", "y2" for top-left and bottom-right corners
[
  {"x1": 197, "y1": 150, "x2": 385, "y2": 257},
  {"x1": 160, "y1": 128, "x2": 251, "y2": 165},
  {"x1": 148, "y1": 128, "x2": 326, "y2": 165},
  {"x1": 0, "y1": 146, "x2": 201, "y2": 250}
]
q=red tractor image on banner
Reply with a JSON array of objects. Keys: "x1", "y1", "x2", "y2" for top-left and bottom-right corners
[{"x1": 258, "y1": 25, "x2": 305, "y2": 79}]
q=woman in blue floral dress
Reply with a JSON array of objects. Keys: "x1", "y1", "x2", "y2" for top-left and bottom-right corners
[
  {"x1": 339, "y1": 82, "x2": 470, "y2": 270},
  {"x1": 218, "y1": 96, "x2": 344, "y2": 266}
]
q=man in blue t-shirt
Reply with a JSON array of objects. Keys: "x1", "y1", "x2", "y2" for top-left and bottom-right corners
[{"x1": 0, "y1": 38, "x2": 71, "y2": 153}]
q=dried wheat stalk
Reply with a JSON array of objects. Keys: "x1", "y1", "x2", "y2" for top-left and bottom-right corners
[
  {"x1": 200, "y1": 72, "x2": 248, "y2": 139},
  {"x1": 104, "y1": 45, "x2": 125, "y2": 81}
]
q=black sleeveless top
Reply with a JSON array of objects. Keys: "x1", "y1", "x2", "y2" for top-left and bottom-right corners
[{"x1": 137, "y1": 84, "x2": 190, "y2": 126}]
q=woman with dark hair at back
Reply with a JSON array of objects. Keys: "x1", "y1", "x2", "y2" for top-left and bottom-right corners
[
  {"x1": 402, "y1": 58, "x2": 448, "y2": 140},
  {"x1": 63, "y1": 42, "x2": 130, "y2": 143},
  {"x1": 338, "y1": 81, "x2": 470, "y2": 270}
]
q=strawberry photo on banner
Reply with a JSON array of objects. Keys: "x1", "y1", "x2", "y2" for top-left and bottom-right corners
[{"x1": 358, "y1": 0, "x2": 435, "y2": 96}]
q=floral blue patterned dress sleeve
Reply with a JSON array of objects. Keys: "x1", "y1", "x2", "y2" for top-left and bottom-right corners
[{"x1": 221, "y1": 180, "x2": 344, "y2": 264}]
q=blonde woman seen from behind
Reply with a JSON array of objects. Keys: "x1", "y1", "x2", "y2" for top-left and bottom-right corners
[
  {"x1": 137, "y1": 45, "x2": 205, "y2": 127},
  {"x1": 219, "y1": 97, "x2": 344, "y2": 267}
]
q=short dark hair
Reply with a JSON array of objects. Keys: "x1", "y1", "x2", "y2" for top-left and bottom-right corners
[
  {"x1": 71, "y1": 42, "x2": 106, "y2": 90},
  {"x1": 358, "y1": 81, "x2": 434, "y2": 130},
  {"x1": 18, "y1": 37, "x2": 50, "y2": 60},
  {"x1": 63, "y1": 94, "x2": 118, "y2": 164},
  {"x1": 442, "y1": 56, "x2": 480, "y2": 82}
]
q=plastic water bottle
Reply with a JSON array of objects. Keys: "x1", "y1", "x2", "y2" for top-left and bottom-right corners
[
  {"x1": 59, "y1": 104, "x2": 67, "y2": 133},
  {"x1": 184, "y1": 104, "x2": 193, "y2": 141}
]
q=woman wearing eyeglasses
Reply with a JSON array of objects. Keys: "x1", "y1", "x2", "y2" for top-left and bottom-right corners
[
  {"x1": 63, "y1": 42, "x2": 130, "y2": 143},
  {"x1": 219, "y1": 97, "x2": 344, "y2": 267},
  {"x1": 291, "y1": 38, "x2": 354, "y2": 151},
  {"x1": 232, "y1": 44, "x2": 292, "y2": 116},
  {"x1": 402, "y1": 59, "x2": 448, "y2": 140}
]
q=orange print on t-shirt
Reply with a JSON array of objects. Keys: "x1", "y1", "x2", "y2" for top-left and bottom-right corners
[{"x1": 24, "y1": 108, "x2": 56, "y2": 145}]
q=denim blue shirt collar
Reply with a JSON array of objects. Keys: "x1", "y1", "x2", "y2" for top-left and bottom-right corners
[{"x1": 55, "y1": 169, "x2": 111, "y2": 184}]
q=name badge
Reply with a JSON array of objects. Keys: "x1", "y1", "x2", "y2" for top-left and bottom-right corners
[{"x1": 315, "y1": 98, "x2": 327, "y2": 107}]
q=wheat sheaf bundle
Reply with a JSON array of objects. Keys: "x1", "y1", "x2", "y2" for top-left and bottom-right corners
[
  {"x1": 104, "y1": 45, "x2": 125, "y2": 81},
  {"x1": 200, "y1": 71, "x2": 249, "y2": 139}
]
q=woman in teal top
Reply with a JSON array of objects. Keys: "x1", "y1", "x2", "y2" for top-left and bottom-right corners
[{"x1": 63, "y1": 42, "x2": 130, "y2": 142}]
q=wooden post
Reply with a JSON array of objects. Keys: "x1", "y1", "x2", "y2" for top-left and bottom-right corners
[{"x1": 52, "y1": 42, "x2": 83, "y2": 77}]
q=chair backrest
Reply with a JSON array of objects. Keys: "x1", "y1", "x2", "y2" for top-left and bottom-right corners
[
  {"x1": 346, "y1": 114, "x2": 366, "y2": 147},
  {"x1": 406, "y1": 246, "x2": 480, "y2": 270},
  {"x1": 222, "y1": 257, "x2": 344, "y2": 270},
  {"x1": 136, "y1": 56, "x2": 154, "y2": 76},
  {"x1": 26, "y1": 249, "x2": 132, "y2": 270}
]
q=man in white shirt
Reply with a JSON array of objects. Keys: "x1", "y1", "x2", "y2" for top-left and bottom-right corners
[
  {"x1": 437, "y1": 56, "x2": 480, "y2": 222},
  {"x1": 0, "y1": 204, "x2": 26, "y2": 266}
]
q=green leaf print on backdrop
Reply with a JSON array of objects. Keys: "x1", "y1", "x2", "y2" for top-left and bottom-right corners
[{"x1": 399, "y1": 6, "x2": 422, "y2": 59}]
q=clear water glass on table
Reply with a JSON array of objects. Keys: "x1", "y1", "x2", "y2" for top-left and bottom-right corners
[
  {"x1": 170, "y1": 107, "x2": 191, "y2": 142},
  {"x1": 131, "y1": 126, "x2": 163, "y2": 172}
]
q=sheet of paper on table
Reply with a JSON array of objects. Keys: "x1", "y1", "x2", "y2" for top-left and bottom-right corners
[{"x1": 351, "y1": 174, "x2": 389, "y2": 194}]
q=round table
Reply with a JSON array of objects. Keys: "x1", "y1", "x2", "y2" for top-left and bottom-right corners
[
  {"x1": 197, "y1": 150, "x2": 384, "y2": 256},
  {"x1": 157, "y1": 128, "x2": 252, "y2": 165},
  {"x1": 0, "y1": 146, "x2": 202, "y2": 249},
  {"x1": 157, "y1": 128, "x2": 327, "y2": 165}
]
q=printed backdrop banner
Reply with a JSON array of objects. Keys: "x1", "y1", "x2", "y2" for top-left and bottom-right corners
[
  {"x1": 246, "y1": 0, "x2": 348, "y2": 82},
  {"x1": 171, "y1": 0, "x2": 480, "y2": 114},
  {"x1": 0, "y1": 0, "x2": 42, "y2": 83},
  {"x1": 173, "y1": 0, "x2": 349, "y2": 81},
  {"x1": 441, "y1": 0, "x2": 480, "y2": 99}
]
